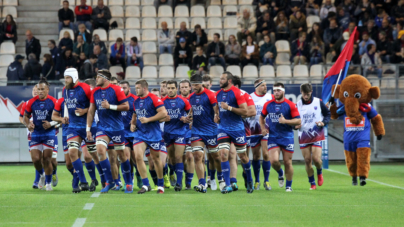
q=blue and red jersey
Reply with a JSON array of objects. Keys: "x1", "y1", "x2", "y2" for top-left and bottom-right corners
[
  {"x1": 181, "y1": 92, "x2": 194, "y2": 139},
  {"x1": 62, "y1": 82, "x2": 92, "y2": 129},
  {"x1": 133, "y1": 92, "x2": 164, "y2": 142},
  {"x1": 261, "y1": 99, "x2": 300, "y2": 139},
  {"x1": 54, "y1": 97, "x2": 69, "y2": 135},
  {"x1": 25, "y1": 95, "x2": 57, "y2": 136},
  {"x1": 242, "y1": 91, "x2": 255, "y2": 136},
  {"x1": 121, "y1": 93, "x2": 138, "y2": 137},
  {"x1": 341, "y1": 105, "x2": 379, "y2": 142},
  {"x1": 216, "y1": 86, "x2": 246, "y2": 132},
  {"x1": 91, "y1": 84, "x2": 127, "y2": 131},
  {"x1": 163, "y1": 95, "x2": 192, "y2": 136},
  {"x1": 189, "y1": 88, "x2": 217, "y2": 136}
]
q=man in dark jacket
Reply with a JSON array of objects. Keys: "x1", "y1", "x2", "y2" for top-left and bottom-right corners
[
  {"x1": 79, "y1": 54, "x2": 98, "y2": 79},
  {"x1": 256, "y1": 11, "x2": 276, "y2": 44},
  {"x1": 48, "y1": 40, "x2": 59, "y2": 70},
  {"x1": 175, "y1": 22, "x2": 192, "y2": 45},
  {"x1": 192, "y1": 46, "x2": 207, "y2": 72},
  {"x1": 377, "y1": 31, "x2": 393, "y2": 63},
  {"x1": 391, "y1": 0, "x2": 404, "y2": 24},
  {"x1": 6, "y1": 55, "x2": 24, "y2": 84},
  {"x1": 93, "y1": 45, "x2": 108, "y2": 70},
  {"x1": 174, "y1": 37, "x2": 192, "y2": 69},
  {"x1": 25, "y1": 30, "x2": 41, "y2": 61},
  {"x1": 323, "y1": 19, "x2": 341, "y2": 55},
  {"x1": 23, "y1": 54, "x2": 42, "y2": 80},
  {"x1": 92, "y1": 0, "x2": 111, "y2": 32},
  {"x1": 260, "y1": 34, "x2": 277, "y2": 65},
  {"x1": 206, "y1": 33, "x2": 226, "y2": 70},
  {"x1": 74, "y1": 24, "x2": 92, "y2": 44},
  {"x1": 190, "y1": 24, "x2": 208, "y2": 51},
  {"x1": 291, "y1": 32, "x2": 310, "y2": 65},
  {"x1": 58, "y1": 0, "x2": 75, "y2": 31}
]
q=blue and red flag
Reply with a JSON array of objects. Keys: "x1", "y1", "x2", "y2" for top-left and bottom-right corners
[{"x1": 322, "y1": 27, "x2": 357, "y2": 103}]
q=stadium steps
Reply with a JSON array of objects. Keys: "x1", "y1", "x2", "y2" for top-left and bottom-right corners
[{"x1": 14, "y1": 0, "x2": 60, "y2": 58}]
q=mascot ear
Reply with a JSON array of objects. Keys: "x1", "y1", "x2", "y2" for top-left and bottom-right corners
[
  {"x1": 369, "y1": 86, "x2": 380, "y2": 100},
  {"x1": 331, "y1": 84, "x2": 340, "y2": 98}
]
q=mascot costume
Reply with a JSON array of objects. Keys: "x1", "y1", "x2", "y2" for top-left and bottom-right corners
[{"x1": 329, "y1": 75, "x2": 385, "y2": 186}]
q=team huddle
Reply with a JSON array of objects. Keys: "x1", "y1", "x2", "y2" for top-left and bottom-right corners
[{"x1": 20, "y1": 68, "x2": 331, "y2": 194}]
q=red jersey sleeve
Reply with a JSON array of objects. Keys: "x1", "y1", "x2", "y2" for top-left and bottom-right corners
[
  {"x1": 287, "y1": 100, "x2": 300, "y2": 118},
  {"x1": 261, "y1": 101, "x2": 271, "y2": 117},
  {"x1": 25, "y1": 97, "x2": 36, "y2": 115},
  {"x1": 20, "y1": 102, "x2": 27, "y2": 117},
  {"x1": 80, "y1": 83, "x2": 92, "y2": 100},
  {"x1": 207, "y1": 90, "x2": 217, "y2": 105},
  {"x1": 244, "y1": 92, "x2": 254, "y2": 106},
  {"x1": 50, "y1": 96, "x2": 57, "y2": 106},
  {"x1": 113, "y1": 85, "x2": 127, "y2": 103},
  {"x1": 54, "y1": 97, "x2": 64, "y2": 112},
  {"x1": 181, "y1": 97, "x2": 191, "y2": 111},
  {"x1": 151, "y1": 94, "x2": 164, "y2": 108},
  {"x1": 234, "y1": 88, "x2": 246, "y2": 106},
  {"x1": 90, "y1": 88, "x2": 99, "y2": 104}
]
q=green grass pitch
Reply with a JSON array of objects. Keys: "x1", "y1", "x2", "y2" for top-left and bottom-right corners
[{"x1": 0, "y1": 163, "x2": 403, "y2": 227}]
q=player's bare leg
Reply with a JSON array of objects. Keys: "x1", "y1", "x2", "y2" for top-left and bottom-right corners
[
  {"x1": 229, "y1": 144, "x2": 239, "y2": 189},
  {"x1": 282, "y1": 150, "x2": 294, "y2": 192},
  {"x1": 269, "y1": 148, "x2": 285, "y2": 188},
  {"x1": 261, "y1": 141, "x2": 272, "y2": 190},
  {"x1": 150, "y1": 148, "x2": 164, "y2": 193},
  {"x1": 311, "y1": 146, "x2": 323, "y2": 187},
  {"x1": 133, "y1": 142, "x2": 152, "y2": 193},
  {"x1": 207, "y1": 146, "x2": 221, "y2": 190},
  {"x1": 107, "y1": 148, "x2": 120, "y2": 189},
  {"x1": 192, "y1": 141, "x2": 207, "y2": 193},
  {"x1": 30, "y1": 149, "x2": 45, "y2": 188}
]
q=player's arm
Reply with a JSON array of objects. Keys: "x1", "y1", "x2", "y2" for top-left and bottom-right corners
[
  {"x1": 140, "y1": 106, "x2": 168, "y2": 124},
  {"x1": 222, "y1": 102, "x2": 247, "y2": 116},
  {"x1": 181, "y1": 108, "x2": 193, "y2": 123},
  {"x1": 101, "y1": 100, "x2": 129, "y2": 111},
  {"x1": 317, "y1": 101, "x2": 331, "y2": 127},
  {"x1": 260, "y1": 101, "x2": 270, "y2": 136},
  {"x1": 86, "y1": 103, "x2": 96, "y2": 129},
  {"x1": 19, "y1": 116, "x2": 24, "y2": 124},
  {"x1": 23, "y1": 112, "x2": 35, "y2": 132},
  {"x1": 130, "y1": 112, "x2": 137, "y2": 132},
  {"x1": 243, "y1": 104, "x2": 256, "y2": 118}
]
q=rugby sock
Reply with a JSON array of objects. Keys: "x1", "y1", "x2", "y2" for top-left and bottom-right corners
[
  {"x1": 72, "y1": 159, "x2": 87, "y2": 183},
  {"x1": 52, "y1": 167, "x2": 57, "y2": 175},
  {"x1": 121, "y1": 160, "x2": 132, "y2": 185},
  {"x1": 308, "y1": 175, "x2": 316, "y2": 186},
  {"x1": 84, "y1": 160, "x2": 96, "y2": 181},
  {"x1": 263, "y1": 161, "x2": 271, "y2": 182},
  {"x1": 207, "y1": 160, "x2": 210, "y2": 177},
  {"x1": 230, "y1": 177, "x2": 237, "y2": 184},
  {"x1": 286, "y1": 180, "x2": 293, "y2": 188},
  {"x1": 67, "y1": 167, "x2": 74, "y2": 176},
  {"x1": 45, "y1": 174, "x2": 52, "y2": 185},
  {"x1": 185, "y1": 172, "x2": 194, "y2": 186},
  {"x1": 142, "y1": 178, "x2": 150, "y2": 187},
  {"x1": 317, "y1": 168, "x2": 323, "y2": 175},
  {"x1": 163, "y1": 163, "x2": 168, "y2": 176},
  {"x1": 221, "y1": 161, "x2": 231, "y2": 186},
  {"x1": 38, "y1": 168, "x2": 44, "y2": 175},
  {"x1": 99, "y1": 159, "x2": 113, "y2": 184},
  {"x1": 199, "y1": 178, "x2": 206, "y2": 186},
  {"x1": 72, "y1": 172, "x2": 79, "y2": 188},
  {"x1": 168, "y1": 164, "x2": 175, "y2": 176},
  {"x1": 114, "y1": 179, "x2": 120, "y2": 186},
  {"x1": 252, "y1": 160, "x2": 261, "y2": 182},
  {"x1": 34, "y1": 170, "x2": 41, "y2": 183},
  {"x1": 95, "y1": 164, "x2": 106, "y2": 183},
  {"x1": 277, "y1": 168, "x2": 284, "y2": 178},
  {"x1": 175, "y1": 163, "x2": 184, "y2": 185},
  {"x1": 217, "y1": 171, "x2": 223, "y2": 181},
  {"x1": 118, "y1": 173, "x2": 121, "y2": 182},
  {"x1": 204, "y1": 171, "x2": 206, "y2": 180},
  {"x1": 157, "y1": 178, "x2": 164, "y2": 187},
  {"x1": 133, "y1": 164, "x2": 140, "y2": 177},
  {"x1": 242, "y1": 161, "x2": 253, "y2": 183},
  {"x1": 149, "y1": 170, "x2": 158, "y2": 186},
  {"x1": 210, "y1": 169, "x2": 216, "y2": 180}
]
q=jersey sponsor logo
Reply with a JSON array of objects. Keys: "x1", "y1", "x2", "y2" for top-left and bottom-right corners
[
  {"x1": 40, "y1": 103, "x2": 45, "y2": 109},
  {"x1": 275, "y1": 106, "x2": 280, "y2": 112},
  {"x1": 286, "y1": 144, "x2": 294, "y2": 151},
  {"x1": 167, "y1": 108, "x2": 181, "y2": 118},
  {"x1": 47, "y1": 140, "x2": 54, "y2": 146},
  {"x1": 345, "y1": 117, "x2": 365, "y2": 131},
  {"x1": 135, "y1": 109, "x2": 149, "y2": 118},
  {"x1": 218, "y1": 133, "x2": 227, "y2": 138},
  {"x1": 235, "y1": 136, "x2": 245, "y2": 144},
  {"x1": 121, "y1": 111, "x2": 127, "y2": 116},
  {"x1": 196, "y1": 96, "x2": 200, "y2": 103},
  {"x1": 207, "y1": 139, "x2": 216, "y2": 146},
  {"x1": 34, "y1": 109, "x2": 50, "y2": 120},
  {"x1": 150, "y1": 142, "x2": 160, "y2": 150},
  {"x1": 268, "y1": 113, "x2": 281, "y2": 122},
  {"x1": 69, "y1": 90, "x2": 75, "y2": 98},
  {"x1": 96, "y1": 131, "x2": 104, "y2": 136},
  {"x1": 95, "y1": 99, "x2": 106, "y2": 110},
  {"x1": 190, "y1": 136, "x2": 199, "y2": 141},
  {"x1": 112, "y1": 135, "x2": 122, "y2": 143},
  {"x1": 175, "y1": 137, "x2": 184, "y2": 143},
  {"x1": 302, "y1": 113, "x2": 316, "y2": 124},
  {"x1": 139, "y1": 101, "x2": 144, "y2": 108},
  {"x1": 65, "y1": 98, "x2": 78, "y2": 109},
  {"x1": 170, "y1": 100, "x2": 176, "y2": 107},
  {"x1": 101, "y1": 91, "x2": 106, "y2": 99},
  {"x1": 192, "y1": 105, "x2": 204, "y2": 115},
  {"x1": 221, "y1": 93, "x2": 227, "y2": 101}
]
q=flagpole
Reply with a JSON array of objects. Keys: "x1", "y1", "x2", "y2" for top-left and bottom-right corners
[{"x1": 328, "y1": 69, "x2": 343, "y2": 110}]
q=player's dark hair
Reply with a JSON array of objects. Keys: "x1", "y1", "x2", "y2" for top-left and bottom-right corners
[
  {"x1": 151, "y1": 88, "x2": 160, "y2": 92},
  {"x1": 135, "y1": 79, "x2": 148, "y2": 88},
  {"x1": 232, "y1": 75, "x2": 242, "y2": 88},
  {"x1": 222, "y1": 71, "x2": 234, "y2": 81},
  {"x1": 98, "y1": 69, "x2": 112, "y2": 80},
  {"x1": 38, "y1": 77, "x2": 49, "y2": 87},
  {"x1": 274, "y1": 82, "x2": 285, "y2": 88},
  {"x1": 111, "y1": 77, "x2": 118, "y2": 82},
  {"x1": 161, "y1": 80, "x2": 167, "y2": 85},
  {"x1": 120, "y1": 80, "x2": 130, "y2": 86},
  {"x1": 190, "y1": 73, "x2": 203, "y2": 83},
  {"x1": 202, "y1": 75, "x2": 212, "y2": 83},
  {"x1": 166, "y1": 80, "x2": 177, "y2": 88},
  {"x1": 179, "y1": 79, "x2": 191, "y2": 87},
  {"x1": 84, "y1": 78, "x2": 96, "y2": 87},
  {"x1": 254, "y1": 79, "x2": 264, "y2": 85},
  {"x1": 301, "y1": 83, "x2": 312, "y2": 93}
]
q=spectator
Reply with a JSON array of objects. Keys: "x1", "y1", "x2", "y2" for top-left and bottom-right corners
[
  {"x1": 24, "y1": 53, "x2": 42, "y2": 81},
  {"x1": 75, "y1": 24, "x2": 92, "y2": 44},
  {"x1": 323, "y1": 19, "x2": 341, "y2": 54},
  {"x1": 225, "y1": 35, "x2": 241, "y2": 66},
  {"x1": 158, "y1": 21, "x2": 175, "y2": 54},
  {"x1": 92, "y1": 0, "x2": 111, "y2": 32},
  {"x1": 79, "y1": 54, "x2": 98, "y2": 80},
  {"x1": 174, "y1": 37, "x2": 192, "y2": 69},
  {"x1": 155, "y1": 0, "x2": 173, "y2": 10},
  {"x1": 126, "y1": 36, "x2": 143, "y2": 69},
  {"x1": 59, "y1": 31, "x2": 74, "y2": 53},
  {"x1": 309, "y1": 35, "x2": 324, "y2": 65},
  {"x1": 48, "y1": 40, "x2": 59, "y2": 69},
  {"x1": 237, "y1": 9, "x2": 257, "y2": 45},
  {"x1": 58, "y1": 0, "x2": 75, "y2": 31},
  {"x1": 42, "y1": 54, "x2": 55, "y2": 80},
  {"x1": 255, "y1": 0, "x2": 270, "y2": 18},
  {"x1": 375, "y1": 9, "x2": 393, "y2": 28},
  {"x1": 268, "y1": 0, "x2": 287, "y2": 18},
  {"x1": 56, "y1": 48, "x2": 76, "y2": 75},
  {"x1": 110, "y1": 38, "x2": 126, "y2": 68},
  {"x1": 6, "y1": 55, "x2": 24, "y2": 83},
  {"x1": 393, "y1": 23, "x2": 403, "y2": 41},
  {"x1": 75, "y1": 0, "x2": 93, "y2": 31},
  {"x1": 339, "y1": 0, "x2": 356, "y2": 16},
  {"x1": 73, "y1": 34, "x2": 90, "y2": 58},
  {"x1": 93, "y1": 45, "x2": 108, "y2": 70},
  {"x1": 0, "y1": 14, "x2": 17, "y2": 44},
  {"x1": 361, "y1": 20, "x2": 378, "y2": 42},
  {"x1": 392, "y1": 30, "x2": 404, "y2": 63},
  {"x1": 192, "y1": 45, "x2": 208, "y2": 72},
  {"x1": 241, "y1": 35, "x2": 259, "y2": 68},
  {"x1": 275, "y1": 11, "x2": 290, "y2": 40},
  {"x1": 190, "y1": 24, "x2": 208, "y2": 51},
  {"x1": 291, "y1": 32, "x2": 310, "y2": 65},
  {"x1": 25, "y1": 30, "x2": 41, "y2": 61},
  {"x1": 344, "y1": 22, "x2": 359, "y2": 43},
  {"x1": 379, "y1": 19, "x2": 394, "y2": 41},
  {"x1": 320, "y1": 11, "x2": 337, "y2": 31},
  {"x1": 175, "y1": 22, "x2": 192, "y2": 45},
  {"x1": 305, "y1": 0, "x2": 320, "y2": 16},
  {"x1": 206, "y1": 33, "x2": 226, "y2": 70},
  {"x1": 359, "y1": 32, "x2": 376, "y2": 56},
  {"x1": 377, "y1": 31, "x2": 392, "y2": 63},
  {"x1": 327, "y1": 31, "x2": 350, "y2": 63},
  {"x1": 289, "y1": 10, "x2": 307, "y2": 41},
  {"x1": 320, "y1": 0, "x2": 336, "y2": 20},
  {"x1": 362, "y1": 44, "x2": 382, "y2": 78},
  {"x1": 260, "y1": 34, "x2": 277, "y2": 65},
  {"x1": 288, "y1": 0, "x2": 305, "y2": 15},
  {"x1": 307, "y1": 22, "x2": 323, "y2": 43},
  {"x1": 256, "y1": 11, "x2": 276, "y2": 44},
  {"x1": 90, "y1": 34, "x2": 107, "y2": 55},
  {"x1": 354, "y1": 0, "x2": 376, "y2": 24},
  {"x1": 391, "y1": 0, "x2": 404, "y2": 24},
  {"x1": 336, "y1": 6, "x2": 350, "y2": 30},
  {"x1": 76, "y1": 52, "x2": 87, "y2": 71}
]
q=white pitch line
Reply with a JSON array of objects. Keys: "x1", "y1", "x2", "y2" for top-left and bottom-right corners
[
  {"x1": 327, "y1": 169, "x2": 404, "y2": 190},
  {"x1": 83, "y1": 203, "x2": 94, "y2": 210},
  {"x1": 91, "y1": 192, "x2": 100, "y2": 197},
  {"x1": 72, "y1": 218, "x2": 86, "y2": 227}
]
